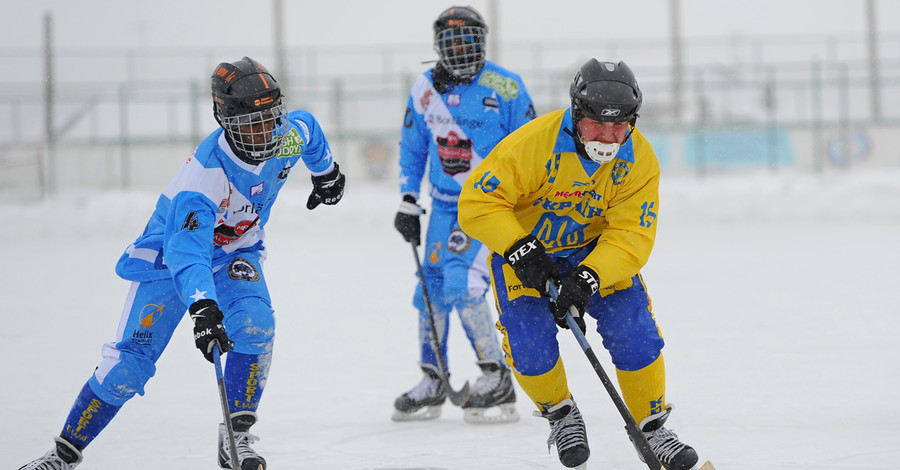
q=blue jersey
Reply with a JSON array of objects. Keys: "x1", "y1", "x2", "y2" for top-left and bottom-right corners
[
  {"x1": 115, "y1": 109, "x2": 334, "y2": 306},
  {"x1": 399, "y1": 61, "x2": 535, "y2": 211}
]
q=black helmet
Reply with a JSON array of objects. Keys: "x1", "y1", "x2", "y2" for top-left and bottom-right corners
[
  {"x1": 433, "y1": 6, "x2": 488, "y2": 80},
  {"x1": 569, "y1": 59, "x2": 642, "y2": 126},
  {"x1": 211, "y1": 57, "x2": 287, "y2": 162}
]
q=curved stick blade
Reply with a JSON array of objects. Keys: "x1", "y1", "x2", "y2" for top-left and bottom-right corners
[{"x1": 447, "y1": 380, "x2": 471, "y2": 406}]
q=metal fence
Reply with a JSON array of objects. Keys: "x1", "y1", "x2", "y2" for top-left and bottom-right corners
[{"x1": 1, "y1": 32, "x2": 899, "y2": 197}]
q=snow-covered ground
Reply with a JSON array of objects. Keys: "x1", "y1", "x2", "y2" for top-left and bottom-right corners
[{"x1": 2, "y1": 168, "x2": 899, "y2": 469}]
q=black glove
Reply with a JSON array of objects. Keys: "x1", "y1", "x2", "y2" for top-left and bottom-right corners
[
  {"x1": 189, "y1": 299, "x2": 232, "y2": 363},
  {"x1": 550, "y1": 266, "x2": 600, "y2": 333},
  {"x1": 307, "y1": 163, "x2": 346, "y2": 210},
  {"x1": 394, "y1": 195, "x2": 425, "y2": 246},
  {"x1": 504, "y1": 235, "x2": 560, "y2": 294}
]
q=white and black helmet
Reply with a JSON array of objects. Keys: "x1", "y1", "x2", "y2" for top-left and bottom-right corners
[
  {"x1": 211, "y1": 57, "x2": 288, "y2": 163},
  {"x1": 433, "y1": 6, "x2": 488, "y2": 81}
]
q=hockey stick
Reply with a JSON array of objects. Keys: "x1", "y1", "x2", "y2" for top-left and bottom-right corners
[
  {"x1": 548, "y1": 283, "x2": 664, "y2": 470},
  {"x1": 212, "y1": 342, "x2": 242, "y2": 469},
  {"x1": 410, "y1": 242, "x2": 470, "y2": 406}
]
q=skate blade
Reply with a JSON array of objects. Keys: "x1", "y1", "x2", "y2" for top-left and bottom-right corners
[
  {"x1": 391, "y1": 405, "x2": 442, "y2": 422},
  {"x1": 462, "y1": 403, "x2": 520, "y2": 424}
]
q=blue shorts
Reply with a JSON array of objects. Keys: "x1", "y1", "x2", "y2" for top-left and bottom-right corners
[
  {"x1": 490, "y1": 243, "x2": 665, "y2": 375},
  {"x1": 89, "y1": 250, "x2": 275, "y2": 406},
  {"x1": 412, "y1": 205, "x2": 491, "y2": 313}
]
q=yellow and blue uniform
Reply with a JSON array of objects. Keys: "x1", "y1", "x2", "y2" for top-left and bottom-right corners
[{"x1": 458, "y1": 108, "x2": 666, "y2": 422}]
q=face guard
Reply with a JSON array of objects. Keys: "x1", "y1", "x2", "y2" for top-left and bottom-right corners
[
  {"x1": 569, "y1": 60, "x2": 642, "y2": 163},
  {"x1": 581, "y1": 137, "x2": 626, "y2": 164},
  {"x1": 211, "y1": 57, "x2": 288, "y2": 162},
  {"x1": 217, "y1": 103, "x2": 288, "y2": 162},
  {"x1": 434, "y1": 25, "x2": 486, "y2": 80}
]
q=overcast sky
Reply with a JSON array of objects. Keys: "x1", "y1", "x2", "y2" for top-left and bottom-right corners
[{"x1": 2, "y1": 0, "x2": 897, "y2": 50}]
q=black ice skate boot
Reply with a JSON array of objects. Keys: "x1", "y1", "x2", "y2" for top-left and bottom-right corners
[
  {"x1": 18, "y1": 436, "x2": 83, "y2": 470},
  {"x1": 218, "y1": 411, "x2": 267, "y2": 470},
  {"x1": 538, "y1": 398, "x2": 590, "y2": 469},
  {"x1": 634, "y1": 406, "x2": 700, "y2": 470},
  {"x1": 461, "y1": 360, "x2": 519, "y2": 424},
  {"x1": 391, "y1": 363, "x2": 447, "y2": 421}
]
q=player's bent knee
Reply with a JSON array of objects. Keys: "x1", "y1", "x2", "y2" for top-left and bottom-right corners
[
  {"x1": 90, "y1": 350, "x2": 156, "y2": 406},
  {"x1": 224, "y1": 297, "x2": 275, "y2": 354}
]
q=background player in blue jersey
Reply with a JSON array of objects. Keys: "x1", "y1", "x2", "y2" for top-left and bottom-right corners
[
  {"x1": 18, "y1": 57, "x2": 345, "y2": 470},
  {"x1": 391, "y1": 5, "x2": 536, "y2": 424}
]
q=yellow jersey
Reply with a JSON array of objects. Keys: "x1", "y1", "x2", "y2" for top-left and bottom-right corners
[{"x1": 458, "y1": 108, "x2": 660, "y2": 289}]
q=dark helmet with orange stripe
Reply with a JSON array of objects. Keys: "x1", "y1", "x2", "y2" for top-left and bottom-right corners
[
  {"x1": 211, "y1": 57, "x2": 287, "y2": 162},
  {"x1": 433, "y1": 6, "x2": 487, "y2": 80}
]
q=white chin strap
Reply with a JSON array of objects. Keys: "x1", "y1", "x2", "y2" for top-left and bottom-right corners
[{"x1": 581, "y1": 139, "x2": 620, "y2": 164}]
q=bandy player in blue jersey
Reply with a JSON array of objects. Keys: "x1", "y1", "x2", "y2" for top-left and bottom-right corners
[
  {"x1": 18, "y1": 57, "x2": 345, "y2": 470},
  {"x1": 391, "y1": 6, "x2": 536, "y2": 424}
]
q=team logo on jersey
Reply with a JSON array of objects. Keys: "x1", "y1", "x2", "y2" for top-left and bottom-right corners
[
  {"x1": 214, "y1": 218, "x2": 258, "y2": 246},
  {"x1": 447, "y1": 94, "x2": 461, "y2": 106},
  {"x1": 478, "y1": 71, "x2": 519, "y2": 100},
  {"x1": 228, "y1": 257, "x2": 260, "y2": 281},
  {"x1": 139, "y1": 304, "x2": 165, "y2": 328},
  {"x1": 420, "y1": 89, "x2": 434, "y2": 108},
  {"x1": 428, "y1": 242, "x2": 442, "y2": 264},
  {"x1": 447, "y1": 228, "x2": 471, "y2": 254},
  {"x1": 130, "y1": 303, "x2": 165, "y2": 345},
  {"x1": 611, "y1": 161, "x2": 630, "y2": 185},
  {"x1": 436, "y1": 131, "x2": 473, "y2": 175},
  {"x1": 277, "y1": 128, "x2": 305, "y2": 158},
  {"x1": 251, "y1": 182, "x2": 264, "y2": 196}
]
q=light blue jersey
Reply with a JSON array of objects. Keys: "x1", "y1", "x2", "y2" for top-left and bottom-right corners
[
  {"x1": 116, "y1": 110, "x2": 334, "y2": 306},
  {"x1": 399, "y1": 61, "x2": 536, "y2": 210},
  {"x1": 397, "y1": 61, "x2": 535, "y2": 370}
]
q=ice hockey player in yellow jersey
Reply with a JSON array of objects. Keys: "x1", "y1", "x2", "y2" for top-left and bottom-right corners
[{"x1": 458, "y1": 58, "x2": 711, "y2": 470}]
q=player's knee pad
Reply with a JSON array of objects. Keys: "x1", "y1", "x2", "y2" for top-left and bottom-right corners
[
  {"x1": 498, "y1": 300, "x2": 561, "y2": 376},
  {"x1": 600, "y1": 318, "x2": 664, "y2": 372},
  {"x1": 224, "y1": 296, "x2": 275, "y2": 355},
  {"x1": 413, "y1": 280, "x2": 451, "y2": 314},
  {"x1": 456, "y1": 297, "x2": 503, "y2": 362},
  {"x1": 90, "y1": 344, "x2": 156, "y2": 406},
  {"x1": 442, "y1": 263, "x2": 488, "y2": 306}
]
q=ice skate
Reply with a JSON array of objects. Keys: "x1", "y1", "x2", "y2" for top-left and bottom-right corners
[
  {"x1": 392, "y1": 364, "x2": 448, "y2": 421},
  {"x1": 18, "y1": 436, "x2": 83, "y2": 470},
  {"x1": 461, "y1": 360, "x2": 519, "y2": 424},
  {"x1": 538, "y1": 398, "x2": 590, "y2": 468},
  {"x1": 634, "y1": 406, "x2": 702, "y2": 470},
  {"x1": 218, "y1": 411, "x2": 267, "y2": 470}
]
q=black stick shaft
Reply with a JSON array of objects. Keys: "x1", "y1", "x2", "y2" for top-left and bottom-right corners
[
  {"x1": 552, "y1": 284, "x2": 663, "y2": 470},
  {"x1": 213, "y1": 343, "x2": 241, "y2": 468}
]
